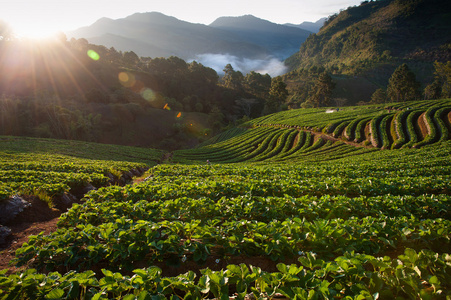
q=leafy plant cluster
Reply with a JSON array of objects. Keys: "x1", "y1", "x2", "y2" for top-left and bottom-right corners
[
  {"x1": 0, "y1": 137, "x2": 161, "y2": 203},
  {"x1": 4, "y1": 138, "x2": 450, "y2": 298},
  {"x1": 2, "y1": 248, "x2": 450, "y2": 299}
]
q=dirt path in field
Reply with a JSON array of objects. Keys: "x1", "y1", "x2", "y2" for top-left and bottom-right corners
[
  {"x1": 0, "y1": 197, "x2": 61, "y2": 274},
  {"x1": 0, "y1": 168, "x2": 149, "y2": 274},
  {"x1": 253, "y1": 124, "x2": 375, "y2": 149}
]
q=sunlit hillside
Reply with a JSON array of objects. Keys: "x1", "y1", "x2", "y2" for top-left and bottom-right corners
[{"x1": 174, "y1": 99, "x2": 451, "y2": 163}]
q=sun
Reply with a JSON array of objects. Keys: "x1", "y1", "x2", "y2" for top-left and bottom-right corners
[
  {"x1": 12, "y1": 23, "x2": 62, "y2": 40},
  {"x1": 2, "y1": 2, "x2": 69, "y2": 40}
]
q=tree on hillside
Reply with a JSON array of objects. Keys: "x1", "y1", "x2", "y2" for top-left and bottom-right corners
[
  {"x1": 263, "y1": 77, "x2": 289, "y2": 114},
  {"x1": 208, "y1": 105, "x2": 225, "y2": 130},
  {"x1": 222, "y1": 64, "x2": 244, "y2": 91},
  {"x1": 424, "y1": 79, "x2": 442, "y2": 100},
  {"x1": 308, "y1": 72, "x2": 336, "y2": 107},
  {"x1": 432, "y1": 61, "x2": 451, "y2": 98},
  {"x1": 387, "y1": 64, "x2": 421, "y2": 102},
  {"x1": 244, "y1": 71, "x2": 271, "y2": 99},
  {"x1": 370, "y1": 88, "x2": 388, "y2": 104},
  {"x1": 123, "y1": 51, "x2": 140, "y2": 66}
]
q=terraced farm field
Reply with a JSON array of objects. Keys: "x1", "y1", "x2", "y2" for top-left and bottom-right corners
[
  {"x1": 1, "y1": 100, "x2": 450, "y2": 299},
  {"x1": 175, "y1": 99, "x2": 451, "y2": 163}
]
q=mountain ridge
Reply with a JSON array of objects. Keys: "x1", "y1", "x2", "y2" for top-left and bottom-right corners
[
  {"x1": 284, "y1": 17, "x2": 326, "y2": 33},
  {"x1": 209, "y1": 14, "x2": 311, "y2": 59},
  {"x1": 68, "y1": 12, "x2": 313, "y2": 61},
  {"x1": 286, "y1": 0, "x2": 451, "y2": 76}
]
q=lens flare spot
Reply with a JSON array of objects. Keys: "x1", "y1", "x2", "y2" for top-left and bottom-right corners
[
  {"x1": 163, "y1": 103, "x2": 172, "y2": 110},
  {"x1": 141, "y1": 88, "x2": 155, "y2": 101},
  {"x1": 87, "y1": 50, "x2": 100, "y2": 61},
  {"x1": 177, "y1": 112, "x2": 182, "y2": 118},
  {"x1": 118, "y1": 72, "x2": 136, "y2": 88}
]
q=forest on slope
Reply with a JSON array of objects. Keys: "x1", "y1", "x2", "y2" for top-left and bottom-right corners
[
  {"x1": 284, "y1": 0, "x2": 451, "y2": 107},
  {"x1": 0, "y1": 35, "x2": 290, "y2": 150}
]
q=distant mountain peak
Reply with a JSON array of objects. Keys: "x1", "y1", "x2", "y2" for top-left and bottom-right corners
[
  {"x1": 284, "y1": 17, "x2": 326, "y2": 33},
  {"x1": 67, "y1": 12, "x2": 311, "y2": 61},
  {"x1": 210, "y1": 15, "x2": 277, "y2": 29},
  {"x1": 122, "y1": 11, "x2": 188, "y2": 25}
]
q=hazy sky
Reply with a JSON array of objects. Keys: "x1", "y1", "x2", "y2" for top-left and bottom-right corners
[{"x1": 2, "y1": 0, "x2": 363, "y2": 38}]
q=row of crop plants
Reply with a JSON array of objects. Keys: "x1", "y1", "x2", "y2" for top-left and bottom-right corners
[
  {"x1": 246, "y1": 99, "x2": 450, "y2": 130},
  {"x1": 3, "y1": 248, "x2": 449, "y2": 300},
  {"x1": 0, "y1": 137, "x2": 163, "y2": 204},
  {"x1": 175, "y1": 127, "x2": 330, "y2": 164},
  {"x1": 176, "y1": 100, "x2": 451, "y2": 164},
  {"x1": 320, "y1": 104, "x2": 450, "y2": 150},
  {"x1": 2, "y1": 141, "x2": 450, "y2": 298}
]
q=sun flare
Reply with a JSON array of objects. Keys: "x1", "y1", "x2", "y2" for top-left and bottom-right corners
[{"x1": 13, "y1": 23, "x2": 62, "y2": 40}]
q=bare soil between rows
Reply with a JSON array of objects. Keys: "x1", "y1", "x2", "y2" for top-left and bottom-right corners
[{"x1": 0, "y1": 197, "x2": 61, "y2": 274}]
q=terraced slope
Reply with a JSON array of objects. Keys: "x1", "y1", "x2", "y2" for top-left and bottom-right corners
[{"x1": 174, "y1": 99, "x2": 451, "y2": 163}]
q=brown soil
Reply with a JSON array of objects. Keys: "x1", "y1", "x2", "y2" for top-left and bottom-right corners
[
  {"x1": 0, "y1": 197, "x2": 61, "y2": 274},
  {"x1": 417, "y1": 112, "x2": 428, "y2": 139},
  {"x1": 364, "y1": 122, "x2": 371, "y2": 142},
  {"x1": 291, "y1": 131, "x2": 300, "y2": 149},
  {"x1": 289, "y1": 126, "x2": 374, "y2": 150},
  {"x1": 443, "y1": 110, "x2": 451, "y2": 134}
]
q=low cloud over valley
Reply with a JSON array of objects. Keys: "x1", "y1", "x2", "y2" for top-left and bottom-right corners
[{"x1": 191, "y1": 53, "x2": 288, "y2": 77}]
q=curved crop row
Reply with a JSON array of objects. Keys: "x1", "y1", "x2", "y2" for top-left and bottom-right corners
[
  {"x1": 343, "y1": 119, "x2": 360, "y2": 141},
  {"x1": 402, "y1": 110, "x2": 423, "y2": 148},
  {"x1": 332, "y1": 120, "x2": 349, "y2": 138},
  {"x1": 175, "y1": 101, "x2": 451, "y2": 164},
  {"x1": 380, "y1": 114, "x2": 394, "y2": 149},
  {"x1": 248, "y1": 130, "x2": 286, "y2": 161},
  {"x1": 369, "y1": 115, "x2": 385, "y2": 147},
  {"x1": 412, "y1": 107, "x2": 439, "y2": 148},
  {"x1": 3, "y1": 249, "x2": 450, "y2": 300},
  {"x1": 353, "y1": 118, "x2": 371, "y2": 143},
  {"x1": 435, "y1": 107, "x2": 451, "y2": 142},
  {"x1": 251, "y1": 129, "x2": 298, "y2": 161},
  {"x1": 391, "y1": 110, "x2": 410, "y2": 149}
]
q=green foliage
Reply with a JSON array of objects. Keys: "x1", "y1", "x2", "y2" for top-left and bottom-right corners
[
  {"x1": 3, "y1": 142, "x2": 451, "y2": 297},
  {"x1": 285, "y1": 0, "x2": 451, "y2": 99},
  {"x1": 222, "y1": 64, "x2": 244, "y2": 91},
  {"x1": 1, "y1": 99, "x2": 451, "y2": 299},
  {"x1": 387, "y1": 64, "x2": 421, "y2": 102},
  {"x1": 3, "y1": 249, "x2": 451, "y2": 299},
  {"x1": 263, "y1": 77, "x2": 289, "y2": 114},
  {"x1": 433, "y1": 61, "x2": 451, "y2": 98},
  {"x1": 244, "y1": 71, "x2": 271, "y2": 99},
  {"x1": 308, "y1": 72, "x2": 336, "y2": 107},
  {"x1": 175, "y1": 99, "x2": 451, "y2": 164},
  {"x1": 370, "y1": 88, "x2": 387, "y2": 104},
  {"x1": 0, "y1": 136, "x2": 162, "y2": 203}
]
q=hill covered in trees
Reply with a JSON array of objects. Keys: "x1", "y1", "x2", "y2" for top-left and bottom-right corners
[
  {"x1": 0, "y1": 35, "x2": 291, "y2": 150},
  {"x1": 286, "y1": 0, "x2": 451, "y2": 75},
  {"x1": 283, "y1": 0, "x2": 451, "y2": 107}
]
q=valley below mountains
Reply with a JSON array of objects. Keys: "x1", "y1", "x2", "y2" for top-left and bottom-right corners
[{"x1": 68, "y1": 12, "x2": 316, "y2": 75}]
